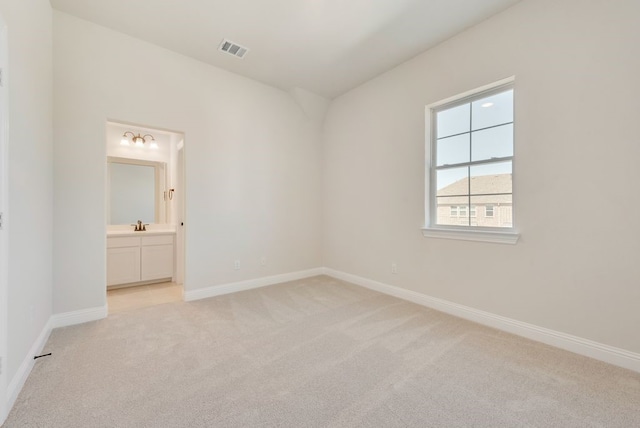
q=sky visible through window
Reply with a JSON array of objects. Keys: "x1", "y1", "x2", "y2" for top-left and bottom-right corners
[{"x1": 436, "y1": 90, "x2": 513, "y2": 189}]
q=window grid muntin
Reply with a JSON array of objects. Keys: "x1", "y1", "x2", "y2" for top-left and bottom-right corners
[{"x1": 431, "y1": 83, "x2": 514, "y2": 229}]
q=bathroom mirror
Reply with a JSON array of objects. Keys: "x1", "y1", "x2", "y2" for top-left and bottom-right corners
[{"x1": 107, "y1": 157, "x2": 166, "y2": 225}]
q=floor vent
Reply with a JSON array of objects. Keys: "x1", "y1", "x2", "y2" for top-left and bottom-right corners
[{"x1": 218, "y1": 39, "x2": 249, "y2": 59}]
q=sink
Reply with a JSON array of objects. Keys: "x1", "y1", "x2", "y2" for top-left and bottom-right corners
[{"x1": 107, "y1": 228, "x2": 176, "y2": 237}]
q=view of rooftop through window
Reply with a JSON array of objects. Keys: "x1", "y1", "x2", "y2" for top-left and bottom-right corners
[{"x1": 433, "y1": 87, "x2": 514, "y2": 228}]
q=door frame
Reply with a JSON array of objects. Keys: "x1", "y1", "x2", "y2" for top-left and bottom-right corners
[
  {"x1": 0, "y1": 12, "x2": 9, "y2": 424},
  {"x1": 176, "y1": 141, "x2": 185, "y2": 285}
]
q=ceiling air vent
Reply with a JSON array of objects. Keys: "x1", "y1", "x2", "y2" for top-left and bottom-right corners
[{"x1": 218, "y1": 39, "x2": 249, "y2": 59}]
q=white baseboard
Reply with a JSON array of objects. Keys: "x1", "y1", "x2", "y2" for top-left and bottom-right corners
[
  {"x1": 184, "y1": 268, "x2": 325, "y2": 302},
  {"x1": 3, "y1": 268, "x2": 636, "y2": 426},
  {"x1": 324, "y1": 268, "x2": 640, "y2": 373},
  {"x1": 1, "y1": 305, "x2": 107, "y2": 424},
  {"x1": 51, "y1": 305, "x2": 108, "y2": 329},
  {"x1": 5, "y1": 317, "x2": 53, "y2": 420}
]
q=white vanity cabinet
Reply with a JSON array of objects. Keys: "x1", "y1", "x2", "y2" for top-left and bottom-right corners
[
  {"x1": 107, "y1": 237, "x2": 141, "y2": 285},
  {"x1": 107, "y1": 233, "x2": 175, "y2": 287},
  {"x1": 140, "y1": 235, "x2": 174, "y2": 281}
]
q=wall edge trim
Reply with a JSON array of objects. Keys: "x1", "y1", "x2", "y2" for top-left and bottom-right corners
[
  {"x1": 5, "y1": 317, "x2": 53, "y2": 422},
  {"x1": 51, "y1": 305, "x2": 108, "y2": 329},
  {"x1": 323, "y1": 268, "x2": 640, "y2": 373},
  {"x1": 184, "y1": 268, "x2": 325, "y2": 302}
]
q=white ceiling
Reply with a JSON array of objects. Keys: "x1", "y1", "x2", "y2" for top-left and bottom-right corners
[{"x1": 50, "y1": 0, "x2": 521, "y2": 99}]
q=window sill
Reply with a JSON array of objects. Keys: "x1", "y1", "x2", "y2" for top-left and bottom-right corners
[{"x1": 421, "y1": 227, "x2": 520, "y2": 245}]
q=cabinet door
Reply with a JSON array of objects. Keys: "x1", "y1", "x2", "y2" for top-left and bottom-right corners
[
  {"x1": 107, "y1": 247, "x2": 141, "y2": 286},
  {"x1": 141, "y1": 244, "x2": 174, "y2": 281}
]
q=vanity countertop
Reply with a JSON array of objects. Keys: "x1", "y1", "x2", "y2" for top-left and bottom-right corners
[{"x1": 107, "y1": 229, "x2": 176, "y2": 237}]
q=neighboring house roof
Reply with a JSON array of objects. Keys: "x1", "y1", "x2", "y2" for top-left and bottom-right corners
[{"x1": 437, "y1": 174, "x2": 512, "y2": 204}]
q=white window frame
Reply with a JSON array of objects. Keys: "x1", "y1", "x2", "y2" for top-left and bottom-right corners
[
  {"x1": 422, "y1": 77, "x2": 519, "y2": 245},
  {"x1": 450, "y1": 206, "x2": 458, "y2": 217}
]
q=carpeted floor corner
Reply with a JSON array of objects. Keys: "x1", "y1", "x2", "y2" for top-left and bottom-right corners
[{"x1": 4, "y1": 275, "x2": 640, "y2": 427}]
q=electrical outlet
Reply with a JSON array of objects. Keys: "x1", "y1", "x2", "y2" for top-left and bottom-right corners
[
  {"x1": 234, "y1": 260, "x2": 240, "y2": 270},
  {"x1": 391, "y1": 262, "x2": 398, "y2": 274},
  {"x1": 260, "y1": 257, "x2": 267, "y2": 266}
]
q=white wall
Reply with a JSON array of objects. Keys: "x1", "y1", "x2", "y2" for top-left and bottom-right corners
[
  {"x1": 323, "y1": 0, "x2": 640, "y2": 354},
  {"x1": 0, "y1": 0, "x2": 53, "y2": 403},
  {"x1": 53, "y1": 12, "x2": 323, "y2": 313}
]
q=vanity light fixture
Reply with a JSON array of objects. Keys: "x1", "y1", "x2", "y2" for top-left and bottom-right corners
[{"x1": 120, "y1": 131, "x2": 158, "y2": 149}]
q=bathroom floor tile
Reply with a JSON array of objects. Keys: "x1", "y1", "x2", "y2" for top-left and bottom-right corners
[{"x1": 107, "y1": 282, "x2": 183, "y2": 314}]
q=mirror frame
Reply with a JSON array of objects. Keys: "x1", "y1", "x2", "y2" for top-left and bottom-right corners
[{"x1": 107, "y1": 156, "x2": 167, "y2": 225}]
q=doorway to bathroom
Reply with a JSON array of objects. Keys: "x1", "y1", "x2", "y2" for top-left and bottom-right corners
[{"x1": 105, "y1": 121, "x2": 185, "y2": 314}]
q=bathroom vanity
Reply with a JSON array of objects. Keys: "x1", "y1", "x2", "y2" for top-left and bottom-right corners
[{"x1": 107, "y1": 230, "x2": 175, "y2": 287}]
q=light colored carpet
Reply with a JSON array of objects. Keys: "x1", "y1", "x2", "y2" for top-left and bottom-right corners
[{"x1": 4, "y1": 275, "x2": 640, "y2": 427}]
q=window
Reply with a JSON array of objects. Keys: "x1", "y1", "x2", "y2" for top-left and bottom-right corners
[
  {"x1": 423, "y1": 79, "x2": 519, "y2": 244},
  {"x1": 450, "y1": 206, "x2": 458, "y2": 217},
  {"x1": 485, "y1": 205, "x2": 494, "y2": 217}
]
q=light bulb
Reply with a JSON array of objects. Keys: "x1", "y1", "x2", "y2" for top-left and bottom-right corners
[
  {"x1": 150, "y1": 141, "x2": 159, "y2": 149},
  {"x1": 481, "y1": 102, "x2": 494, "y2": 108},
  {"x1": 135, "y1": 138, "x2": 144, "y2": 147},
  {"x1": 120, "y1": 137, "x2": 130, "y2": 146}
]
